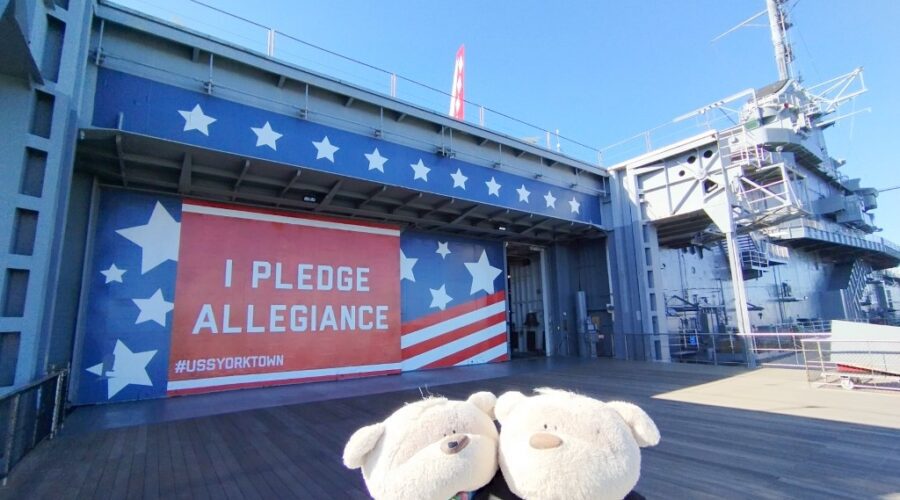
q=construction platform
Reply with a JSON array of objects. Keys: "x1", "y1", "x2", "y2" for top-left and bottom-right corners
[{"x1": 3, "y1": 358, "x2": 899, "y2": 499}]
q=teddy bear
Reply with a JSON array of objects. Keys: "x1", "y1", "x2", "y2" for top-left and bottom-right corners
[
  {"x1": 490, "y1": 388, "x2": 660, "y2": 500},
  {"x1": 343, "y1": 391, "x2": 499, "y2": 500}
]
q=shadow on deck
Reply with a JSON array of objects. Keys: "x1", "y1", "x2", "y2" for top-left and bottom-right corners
[{"x1": 3, "y1": 358, "x2": 899, "y2": 499}]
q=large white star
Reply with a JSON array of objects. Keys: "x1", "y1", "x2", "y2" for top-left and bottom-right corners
[
  {"x1": 251, "y1": 121, "x2": 282, "y2": 150},
  {"x1": 450, "y1": 168, "x2": 468, "y2": 189},
  {"x1": 568, "y1": 197, "x2": 581, "y2": 214},
  {"x1": 544, "y1": 191, "x2": 557, "y2": 209},
  {"x1": 132, "y1": 289, "x2": 174, "y2": 327},
  {"x1": 464, "y1": 250, "x2": 503, "y2": 295},
  {"x1": 410, "y1": 159, "x2": 430, "y2": 181},
  {"x1": 365, "y1": 148, "x2": 388, "y2": 172},
  {"x1": 517, "y1": 184, "x2": 531, "y2": 203},
  {"x1": 436, "y1": 241, "x2": 451, "y2": 259},
  {"x1": 429, "y1": 284, "x2": 453, "y2": 311},
  {"x1": 116, "y1": 202, "x2": 181, "y2": 274},
  {"x1": 486, "y1": 177, "x2": 502, "y2": 197},
  {"x1": 313, "y1": 136, "x2": 339, "y2": 162},
  {"x1": 99, "y1": 340, "x2": 157, "y2": 399},
  {"x1": 400, "y1": 250, "x2": 418, "y2": 282},
  {"x1": 100, "y1": 263, "x2": 126, "y2": 284},
  {"x1": 177, "y1": 104, "x2": 216, "y2": 136}
]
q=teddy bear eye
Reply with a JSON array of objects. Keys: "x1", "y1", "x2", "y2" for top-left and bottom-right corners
[
  {"x1": 452, "y1": 429, "x2": 456, "y2": 434},
  {"x1": 543, "y1": 424, "x2": 548, "y2": 430}
]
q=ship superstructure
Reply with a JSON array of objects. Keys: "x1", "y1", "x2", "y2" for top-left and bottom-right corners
[{"x1": 606, "y1": 0, "x2": 900, "y2": 362}]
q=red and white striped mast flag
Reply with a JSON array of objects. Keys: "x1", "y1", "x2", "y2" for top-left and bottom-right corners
[{"x1": 449, "y1": 44, "x2": 465, "y2": 120}]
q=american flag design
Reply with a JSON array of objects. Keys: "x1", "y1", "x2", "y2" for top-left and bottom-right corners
[
  {"x1": 76, "y1": 189, "x2": 180, "y2": 404},
  {"x1": 400, "y1": 231, "x2": 509, "y2": 371},
  {"x1": 75, "y1": 190, "x2": 509, "y2": 404}
]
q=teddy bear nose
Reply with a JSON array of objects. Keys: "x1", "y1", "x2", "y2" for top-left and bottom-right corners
[
  {"x1": 441, "y1": 434, "x2": 470, "y2": 455},
  {"x1": 529, "y1": 432, "x2": 563, "y2": 450}
]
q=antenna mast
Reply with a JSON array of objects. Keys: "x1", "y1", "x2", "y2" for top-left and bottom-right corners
[{"x1": 766, "y1": 0, "x2": 794, "y2": 80}]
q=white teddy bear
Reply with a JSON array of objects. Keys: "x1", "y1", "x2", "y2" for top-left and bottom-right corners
[
  {"x1": 343, "y1": 391, "x2": 499, "y2": 500},
  {"x1": 493, "y1": 388, "x2": 660, "y2": 500}
]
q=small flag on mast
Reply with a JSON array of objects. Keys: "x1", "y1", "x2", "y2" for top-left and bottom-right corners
[{"x1": 449, "y1": 44, "x2": 465, "y2": 120}]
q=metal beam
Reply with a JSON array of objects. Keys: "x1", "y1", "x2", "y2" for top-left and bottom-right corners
[
  {"x1": 358, "y1": 185, "x2": 387, "y2": 209},
  {"x1": 114, "y1": 134, "x2": 128, "y2": 187},
  {"x1": 232, "y1": 160, "x2": 251, "y2": 200},
  {"x1": 315, "y1": 179, "x2": 343, "y2": 211},
  {"x1": 521, "y1": 218, "x2": 554, "y2": 235},
  {"x1": 178, "y1": 153, "x2": 192, "y2": 194},
  {"x1": 420, "y1": 198, "x2": 455, "y2": 219},
  {"x1": 278, "y1": 169, "x2": 303, "y2": 197},
  {"x1": 391, "y1": 192, "x2": 423, "y2": 214},
  {"x1": 450, "y1": 205, "x2": 481, "y2": 224}
]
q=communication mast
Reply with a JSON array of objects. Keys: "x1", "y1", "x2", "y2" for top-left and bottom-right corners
[{"x1": 766, "y1": 0, "x2": 794, "y2": 81}]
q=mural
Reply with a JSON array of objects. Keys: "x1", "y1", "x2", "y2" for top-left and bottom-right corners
[
  {"x1": 76, "y1": 190, "x2": 508, "y2": 404},
  {"x1": 92, "y1": 68, "x2": 600, "y2": 226},
  {"x1": 400, "y1": 231, "x2": 508, "y2": 371}
]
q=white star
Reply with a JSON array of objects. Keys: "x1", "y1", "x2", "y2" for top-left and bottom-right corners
[
  {"x1": 486, "y1": 177, "x2": 502, "y2": 197},
  {"x1": 450, "y1": 168, "x2": 468, "y2": 189},
  {"x1": 132, "y1": 289, "x2": 174, "y2": 327},
  {"x1": 365, "y1": 148, "x2": 388, "y2": 172},
  {"x1": 105, "y1": 340, "x2": 157, "y2": 399},
  {"x1": 410, "y1": 159, "x2": 430, "y2": 181},
  {"x1": 116, "y1": 202, "x2": 180, "y2": 274},
  {"x1": 251, "y1": 121, "x2": 282, "y2": 150},
  {"x1": 436, "y1": 241, "x2": 451, "y2": 259},
  {"x1": 517, "y1": 184, "x2": 531, "y2": 203},
  {"x1": 429, "y1": 284, "x2": 453, "y2": 311},
  {"x1": 544, "y1": 191, "x2": 557, "y2": 209},
  {"x1": 568, "y1": 197, "x2": 581, "y2": 214},
  {"x1": 313, "y1": 136, "x2": 339, "y2": 162},
  {"x1": 177, "y1": 104, "x2": 216, "y2": 136},
  {"x1": 400, "y1": 250, "x2": 418, "y2": 282},
  {"x1": 100, "y1": 263, "x2": 126, "y2": 284},
  {"x1": 464, "y1": 250, "x2": 503, "y2": 295}
]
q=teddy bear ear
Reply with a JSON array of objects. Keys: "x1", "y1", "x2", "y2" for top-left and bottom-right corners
[
  {"x1": 343, "y1": 422, "x2": 386, "y2": 469},
  {"x1": 606, "y1": 401, "x2": 661, "y2": 447},
  {"x1": 466, "y1": 391, "x2": 497, "y2": 419},
  {"x1": 494, "y1": 391, "x2": 527, "y2": 423}
]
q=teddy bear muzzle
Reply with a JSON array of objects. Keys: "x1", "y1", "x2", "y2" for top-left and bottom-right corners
[
  {"x1": 440, "y1": 434, "x2": 470, "y2": 455},
  {"x1": 529, "y1": 432, "x2": 563, "y2": 450}
]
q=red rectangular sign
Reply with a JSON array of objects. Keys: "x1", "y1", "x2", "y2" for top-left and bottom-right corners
[{"x1": 167, "y1": 201, "x2": 401, "y2": 394}]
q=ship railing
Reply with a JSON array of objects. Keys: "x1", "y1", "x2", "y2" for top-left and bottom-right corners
[
  {"x1": 0, "y1": 369, "x2": 68, "y2": 484},
  {"x1": 628, "y1": 331, "x2": 829, "y2": 368},
  {"x1": 101, "y1": 0, "x2": 604, "y2": 166},
  {"x1": 626, "y1": 326, "x2": 900, "y2": 392},
  {"x1": 766, "y1": 219, "x2": 900, "y2": 258},
  {"x1": 800, "y1": 338, "x2": 900, "y2": 392}
]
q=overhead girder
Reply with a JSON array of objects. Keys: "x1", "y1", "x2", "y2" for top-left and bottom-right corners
[{"x1": 76, "y1": 134, "x2": 603, "y2": 245}]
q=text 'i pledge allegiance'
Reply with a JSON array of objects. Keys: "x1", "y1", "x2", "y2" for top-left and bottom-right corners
[{"x1": 190, "y1": 259, "x2": 391, "y2": 335}]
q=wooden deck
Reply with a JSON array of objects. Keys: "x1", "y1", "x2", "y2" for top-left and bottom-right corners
[{"x1": 3, "y1": 359, "x2": 899, "y2": 499}]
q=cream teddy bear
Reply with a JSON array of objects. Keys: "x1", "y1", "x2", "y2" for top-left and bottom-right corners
[
  {"x1": 492, "y1": 388, "x2": 660, "y2": 500},
  {"x1": 343, "y1": 391, "x2": 499, "y2": 500}
]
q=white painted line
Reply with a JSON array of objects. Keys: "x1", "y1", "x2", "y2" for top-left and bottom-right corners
[
  {"x1": 167, "y1": 362, "x2": 401, "y2": 391},
  {"x1": 183, "y1": 203, "x2": 400, "y2": 237}
]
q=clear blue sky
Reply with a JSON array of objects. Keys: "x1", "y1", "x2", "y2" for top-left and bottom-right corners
[{"x1": 114, "y1": 0, "x2": 900, "y2": 244}]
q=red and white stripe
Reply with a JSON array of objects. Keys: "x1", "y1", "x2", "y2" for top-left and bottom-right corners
[
  {"x1": 448, "y1": 44, "x2": 465, "y2": 120},
  {"x1": 401, "y1": 291, "x2": 508, "y2": 371}
]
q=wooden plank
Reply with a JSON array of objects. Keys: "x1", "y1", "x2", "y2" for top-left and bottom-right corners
[{"x1": 3, "y1": 360, "x2": 899, "y2": 499}]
